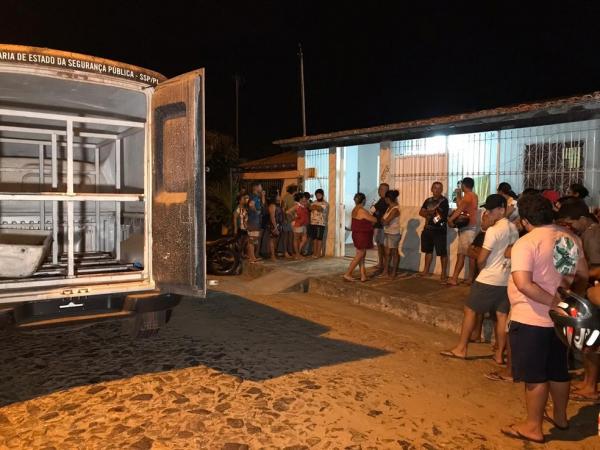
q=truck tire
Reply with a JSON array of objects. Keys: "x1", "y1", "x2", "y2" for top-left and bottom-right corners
[{"x1": 126, "y1": 310, "x2": 169, "y2": 338}]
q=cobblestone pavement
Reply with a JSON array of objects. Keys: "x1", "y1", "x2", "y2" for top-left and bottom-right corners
[{"x1": 0, "y1": 282, "x2": 598, "y2": 449}]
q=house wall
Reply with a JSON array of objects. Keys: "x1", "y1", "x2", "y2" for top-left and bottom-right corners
[
  {"x1": 303, "y1": 148, "x2": 330, "y2": 199},
  {"x1": 326, "y1": 147, "x2": 337, "y2": 256},
  {"x1": 498, "y1": 120, "x2": 600, "y2": 205},
  {"x1": 357, "y1": 143, "x2": 380, "y2": 207},
  {"x1": 295, "y1": 118, "x2": 600, "y2": 266}
]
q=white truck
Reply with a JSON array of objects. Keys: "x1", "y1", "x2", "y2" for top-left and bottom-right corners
[{"x1": 0, "y1": 44, "x2": 206, "y2": 336}]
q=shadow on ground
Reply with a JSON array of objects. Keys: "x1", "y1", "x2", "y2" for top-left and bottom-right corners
[
  {"x1": 546, "y1": 403, "x2": 598, "y2": 443},
  {"x1": 0, "y1": 291, "x2": 388, "y2": 407}
]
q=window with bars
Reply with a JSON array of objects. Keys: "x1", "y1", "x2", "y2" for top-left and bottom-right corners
[
  {"x1": 391, "y1": 121, "x2": 600, "y2": 206},
  {"x1": 523, "y1": 140, "x2": 585, "y2": 193},
  {"x1": 239, "y1": 179, "x2": 283, "y2": 197},
  {"x1": 392, "y1": 132, "x2": 497, "y2": 206},
  {"x1": 303, "y1": 148, "x2": 330, "y2": 199}
]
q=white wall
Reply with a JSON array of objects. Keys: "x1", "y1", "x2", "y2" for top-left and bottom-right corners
[
  {"x1": 396, "y1": 205, "x2": 479, "y2": 276},
  {"x1": 325, "y1": 118, "x2": 600, "y2": 268},
  {"x1": 343, "y1": 146, "x2": 358, "y2": 244},
  {"x1": 357, "y1": 143, "x2": 380, "y2": 206}
]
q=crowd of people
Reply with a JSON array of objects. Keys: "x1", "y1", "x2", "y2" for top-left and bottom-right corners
[
  {"x1": 233, "y1": 179, "x2": 600, "y2": 443},
  {"x1": 232, "y1": 183, "x2": 329, "y2": 263},
  {"x1": 338, "y1": 179, "x2": 600, "y2": 444}
]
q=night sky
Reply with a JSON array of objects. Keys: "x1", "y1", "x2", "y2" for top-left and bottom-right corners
[{"x1": 2, "y1": 1, "x2": 600, "y2": 160}]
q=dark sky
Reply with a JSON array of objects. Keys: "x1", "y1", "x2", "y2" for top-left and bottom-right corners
[{"x1": 2, "y1": 1, "x2": 600, "y2": 160}]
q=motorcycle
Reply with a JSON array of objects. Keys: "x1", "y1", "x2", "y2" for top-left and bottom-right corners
[{"x1": 206, "y1": 236, "x2": 242, "y2": 276}]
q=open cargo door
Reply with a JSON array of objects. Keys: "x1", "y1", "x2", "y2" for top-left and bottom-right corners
[{"x1": 151, "y1": 69, "x2": 205, "y2": 297}]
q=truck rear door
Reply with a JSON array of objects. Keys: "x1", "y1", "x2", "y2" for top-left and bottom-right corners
[{"x1": 150, "y1": 69, "x2": 205, "y2": 297}]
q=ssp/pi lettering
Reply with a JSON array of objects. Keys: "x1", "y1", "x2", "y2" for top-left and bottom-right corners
[{"x1": 139, "y1": 73, "x2": 158, "y2": 85}]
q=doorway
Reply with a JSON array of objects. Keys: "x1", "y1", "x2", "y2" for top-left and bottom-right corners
[{"x1": 338, "y1": 144, "x2": 380, "y2": 260}]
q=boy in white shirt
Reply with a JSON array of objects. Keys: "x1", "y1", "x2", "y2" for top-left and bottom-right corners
[{"x1": 441, "y1": 194, "x2": 518, "y2": 364}]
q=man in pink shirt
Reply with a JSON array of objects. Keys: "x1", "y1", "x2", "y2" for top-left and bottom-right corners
[{"x1": 502, "y1": 194, "x2": 588, "y2": 444}]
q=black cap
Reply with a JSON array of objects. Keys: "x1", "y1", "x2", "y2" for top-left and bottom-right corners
[
  {"x1": 556, "y1": 200, "x2": 594, "y2": 220},
  {"x1": 481, "y1": 194, "x2": 507, "y2": 210}
]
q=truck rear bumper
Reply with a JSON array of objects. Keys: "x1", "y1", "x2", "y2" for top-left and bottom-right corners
[{"x1": 0, "y1": 290, "x2": 181, "y2": 330}]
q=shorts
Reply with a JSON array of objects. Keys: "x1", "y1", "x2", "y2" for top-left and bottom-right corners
[
  {"x1": 457, "y1": 227, "x2": 477, "y2": 255},
  {"x1": 309, "y1": 224, "x2": 326, "y2": 240},
  {"x1": 247, "y1": 229, "x2": 261, "y2": 242},
  {"x1": 421, "y1": 228, "x2": 447, "y2": 256},
  {"x1": 509, "y1": 321, "x2": 569, "y2": 383},
  {"x1": 471, "y1": 231, "x2": 486, "y2": 248},
  {"x1": 374, "y1": 227, "x2": 385, "y2": 246},
  {"x1": 466, "y1": 281, "x2": 510, "y2": 314},
  {"x1": 293, "y1": 225, "x2": 307, "y2": 234},
  {"x1": 384, "y1": 233, "x2": 401, "y2": 249},
  {"x1": 282, "y1": 222, "x2": 292, "y2": 233}
]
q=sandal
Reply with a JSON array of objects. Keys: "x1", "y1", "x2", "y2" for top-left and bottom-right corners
[
  {"x1": 485, "y1": 371, "x2": 513, "y2": 382},
  {"x1": 440, "y1": 350, "x2": 467, "y2": 360},
  {"x1": 543, "y1": 410, "x2": 569, "y2": 430},
  {"x1": 500, "y1": 425, "x2": 544, "y2": 444}
]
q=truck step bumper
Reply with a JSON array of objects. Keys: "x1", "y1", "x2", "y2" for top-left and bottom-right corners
[{"x1": 2, "y1": 290, "x2": 182, "y2": 330}]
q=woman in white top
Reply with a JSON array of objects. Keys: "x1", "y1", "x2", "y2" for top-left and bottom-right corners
[
  {"x1": 381, "y1": 189, "x2": 401, "y2": 278},
  {"x1": 233, "y1": 194, "x2": 259, "y2": 263}
]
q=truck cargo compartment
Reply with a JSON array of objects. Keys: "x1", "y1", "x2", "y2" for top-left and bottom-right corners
[{"x1": 0, "y1": 71, "x2": 150, "y2": 301}]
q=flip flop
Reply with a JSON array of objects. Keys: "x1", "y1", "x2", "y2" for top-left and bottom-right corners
[
  {"x1": 490, "y1": 356, "x2": 506, "y2": 366},
  {"x1": 570, "y1": 392, "x2": 600, "y2": 403},
  {"x1": 485, "y1": 371, "x2": 513, "y2": 382},
  {"x1": 543, "y1": 410, "x2": 569, "y2": 430},
  {"x1": 439, "y1": 350, "x2": 467, "y2": 360},
  {"x1": 500, "y1": 425, "x2": 545, "y2": 444}
]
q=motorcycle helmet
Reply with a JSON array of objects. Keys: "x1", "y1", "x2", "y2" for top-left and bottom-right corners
[{"x1": 549, "y1": 287, "x2": 600, "y2": 351}]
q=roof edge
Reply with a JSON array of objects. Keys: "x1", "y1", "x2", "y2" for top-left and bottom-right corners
[{"x1": 274, "y1": 91, "x2": 600, "y2": 148}]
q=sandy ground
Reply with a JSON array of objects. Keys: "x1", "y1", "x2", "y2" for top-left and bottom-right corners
[{"x1": 0, "y1": 276, "x2": 599, "y2": 449}]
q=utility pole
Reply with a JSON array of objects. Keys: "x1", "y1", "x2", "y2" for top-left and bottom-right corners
[
  {"x1": 298, "y1": 43, "x2": 307, "y2": 136},
  {"x1": 233, "y1": 74, "x2": 242, "y2": 148}
]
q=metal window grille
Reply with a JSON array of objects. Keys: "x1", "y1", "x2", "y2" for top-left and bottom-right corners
[
  {"x1": 523, "y1": 141, "x2": 585, "y2": 193},
  {"x1": 303, "y1": 148, "x2": 329, "y2": 199},
  {"x1": 239, "y1": 180, "x2": 283, "y2": 197},
  {"x1": 392, "y1": 120, "x2": 600, "y2": 206}
]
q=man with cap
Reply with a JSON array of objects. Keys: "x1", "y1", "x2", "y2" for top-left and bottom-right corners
[
  {"x1": 441, "y1": 194, "x2": 518, "y2": 363},
  {"x1": 556, "y1": 199, "x2": 600, "y2": 403}
]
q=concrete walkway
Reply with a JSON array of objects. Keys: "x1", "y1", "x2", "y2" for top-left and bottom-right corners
[{"x1": 239, "y1": 257, "x2": 471, "y2": 334}]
